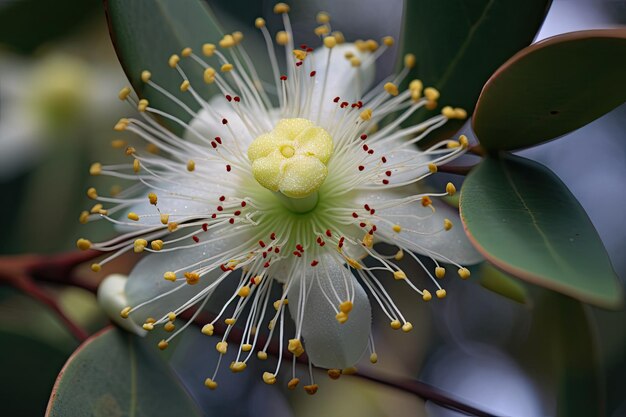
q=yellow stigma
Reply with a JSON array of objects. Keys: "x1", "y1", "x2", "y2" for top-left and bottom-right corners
[{"x1": 247, "y1": 118, "x2": 333, "y2": 199}]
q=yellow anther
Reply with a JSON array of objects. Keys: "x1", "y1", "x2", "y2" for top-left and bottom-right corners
[
  {"x1": 362, "y1": 233, "x2": 374, "y2": 248},
  {"x1": 114, "y1": 119, "x2": 129, "y2": 131},
  {"x1": 263, "y1": 372, "x2": 277, "y2": 385},
  {"x1": 79, "y1": 211, "x2": 89, "y2": 224},
  {"x1": 240, "y1": 343, "x2": 252, "y2": 352},
  {"x1": 133, "y1": 239, "x2": 147, "y2": 253},
  {"x1": 181, "y1": 47, "x2": 192, "y2": 57},
  {"x1": 370, "y1": 352, "x2": 378, "y2": 363},
  {"x1": 446, "y1": 182, "x2": 457, "y2": 196},
  {"x1": 167, "y1": 312, "x2": 176, "y2": 322},
  {"x1": 390, "y1": 320, "x2": 402, "y2": 330},
  {"x1": 424, "y1": 87, "x2": 440, "y2": 101},
  {"x1": 316, "y1": 11, "x2": 330, "y2": 23},
  {"x1": 273, "y1": 299, "x2": 288, "y2": 310},
  {"x1": 204, "y1": 378, "x2": 218, "y2": 390},
  {"x1": 232, "y1": 31, "x2": 244, "y2": 43},
  {"x1": 273, "y1": 2, "x2": 290, "y2": 14},
  {"x1": 458, "y1": 267, "x2": 471, "y2": 280},
  {"x1": 360, "y1": 108, "x2": 372, "y2": 121},
  {"x1": 180, "y1": 80, "x2": 190, "y2": 92},
  {"x1": 382, "y1": 36, "x2": 394, "y2": 46},
  {"x1": 111, "y1": 139, "x2": 126, "y2": 149},
  {"x1": 257, "y1": 351, "x2": 268, "y2": 360},
  {"x1": 216, "y1": 341, "x2": 228, "y2": 354},
  {"x1": 328, "y1": 369, "x2": 341, "y2": 380},
  {"x1": 394, "y1": 249, "x2": 404, "y2": 261},
  {"x1": 86, "y1": 187, "x2": 98, "y2": 200},
  {"x1": 225, "y1": 318, "x2": 236, "y2": 326},
  {"x1": 142, "y1": 322, "x2": 154, "y2": 331},
  {"x1": 455, "y1": 108, "x2": 468, "y2": 120},
  {"x1": 238, "y1": 286, "x2": 251, "y2": 297},
  {"x1": 304, "y1": 384, "x2": 319, "y2": 395},
  {"x1": 76, "y1": 238, "x2": 91, "y2": 250},
  {"x1": 365, "y1": 39, "x2": 379, "y2": 52},
  {"x1": 145, "y1": 143, "x2": 159, "y2": 154},
  {"x1": 147, "y1": 193, "x2": 158, "y2": 205},
  {"x1": 133, "y1": 159, "x2": 141, "y2": 173},
  {"x1": 276, "y1": 31, "x2": 289, "y2": 45},
  {"x1": 346, "y1": 257, "x2": 363, "y2": 270},
  {"x1": 323, "y1": 36, "x2": 337, "y2": 49},
  {"x1": 447, "y1": 140, "x2": 461, "y2": 149},
  {"x1": 441, "y1": 106, "x2": 456, "y2": 118},
  {"x1": 421, "y1": 196, "x2": 432, "y2": 207},
  {"x1": 332, "y1": 31, "x2": 345, "y2": 44},
  {"x1": 201, "y1": 323, "x2": 214, "y2": 336},
  {"x1": 402, "y1": 322, "x2": 413, "y2": 333},
  {"x1": 219, "y1": 34, "x2": 236, "y2": 49},
  {"x1": 255, "y1": 17, "x2": 266, "y2": 28},
  {"x1": 459, "y1": 134, "x2": 469, "y2": 148},
  {"x1": 164, "y1": 322, "x2": 175, "y2": 332},
  {"x1": 350, "y1": 56, "x2": 361, "y2": 67},
  {"x1": 425, "y1": 101, "x2": 438, "y2": 111},
  {"x1": 221, "y1": 63, "x2": 233, "y2": 72},
  {"x1": 158, "y1": 340, "x2": 169, "y2": 350},
  {"x1": 160, "y1": 213, "x2": 170, "y2": 225},
  {"x1": 89, "y1": 162, "x2": 102, "y2": 176},
  {"x1": 392, "y1": 224, "x2": 402, "y2": 233},
  {"x1": 435, "y1": 267, "x2": 446, "y2": 279},
  {"x1": 125, "y1": 146, "x2": 136, "y2": 156},
  {"x1": 422, "y1": 290, "x2": 432, "y2": 301},
  {"x1": 184, "y1": 272, "x2": 200, "y2": 285},
  {"x1": 314, "y1": 25, "x2": 330, "y2": 36},
  {"x1": 443, "y1": 218, "x2": 453, "y2": 231},
  {"x1": 436, "y1": 289, "x2": 447, "y2": 299},
  {"x1": 393, "y1": 270, "x2": 407, "y2": 280},
  {"x1": 288, "y1": 378, "x2": 300, "y2": 390},
  {"x1": 90, "y1": 263, "x2": 101, "y2": 272},
  {"x1": 118, "y1": 86, "x2": 131, "y2": 100},
  {"x1": 288, "y1": 339, "x2": 305, "y2": 357},
  {"x1": 90, "y1": 203, "x2": 103, "y2": 214},
  {"x1": 150, "y1": 240, "x2": 164, "y2": 251},
  {"x1": 137, "y1": 99, "x2": 149, "y2": 112},
  {"x1": 127, "y1": 212, "x2": 139, "y2": 221},
  {"x1": 168, "y1": 54, "x2": 180, "y2": 68},
  {"x1": 336, "y1": 311, "x2": 348, "y2": 324},
  {"x1": 167, "y1": 222, "x2": 178, "y2": 232},
  {"x1": 355, "y1": 39, "x2": 368, "y2": 52},
  {"x1": 120, "y1": 306, "x2": 132, "y2": 318},
  {"x1": 384, "y1": 82, "x2": 399, "y2": 97},
  {"x1": 202, "y1": 43, "x2": 216, "y2": 56},
  {"x1": 110, "y1": 185, "x2": 122, "y2": 196},
  {"x1": 404, "y1": 53, "x2": 416, "y2": 68},
  {"x1": 163, "y1": 271, "x2": 177, "y2": 282},
  {"x1": 252, "y1": 276, "x2": 262, "y2": 285},
  {"x1": 141, "y1": 70, "x2": 152, "y2": 83},
  {"x1": 428, "y1": 163, "x2": 438, "y2": 173},
  {"x1": 293, "y1": 49, "x2": 307, "y2": 60},
  {"x1": 339, "y1": 300, "x2": 353, "y2": 314},
  {"x1": 230, "y1": 361, "x2": 246, "y2": 373},
  {"x1": 186, "y1": 160, "x2": 195, "y2": 172}
]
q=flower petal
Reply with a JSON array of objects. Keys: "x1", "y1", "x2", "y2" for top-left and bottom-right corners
[{"x1": 287, "y1": 256, "x2": 372, "y2": 369}]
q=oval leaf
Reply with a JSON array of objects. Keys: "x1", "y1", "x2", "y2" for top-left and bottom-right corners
[
  {"x1": 105, "y1": 0, "x2": 223, "y2": 127},
  {"x1": 473, "y1": 29, "x2": 626, "y2": 151},
  {"x1": 479, "y1": 263, "x2": 529, "y2": 304},
  {"x1": 459, "y1": 154, "x2": 622, "y2": 308},
  {"x1": 400, "y1": 0, "x2": 550, "y2": 142},
  {"x1": 46, "y1": 327, "x2": 201, "y2": 417}
]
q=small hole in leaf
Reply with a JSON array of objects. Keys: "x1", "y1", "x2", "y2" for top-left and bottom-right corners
[{"x1": 550, "y1": 110, "x2": 559, "y2": 115}]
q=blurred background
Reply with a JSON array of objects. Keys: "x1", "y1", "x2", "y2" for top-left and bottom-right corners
[{"x1": 0, "y1": 0, "x2": 624, "y2": 416}]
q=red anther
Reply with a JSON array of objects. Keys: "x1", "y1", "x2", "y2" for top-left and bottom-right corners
[
  {"x1": 225, "y1": 94, "x2": 232, "y2": 101},
  {"x1": 338, "y1": 237, "x2": 345, "y2": 248},
  {"x1": 368, "y1": 229, "x2": 374, "y2": 235},
  {"x1": 274, "y1": 247, "x2": 280, "y2": 253},
  {"x1": 341, "y1": 101, "x2": 349, "y2": 108},
  {"x1": 217, "y1": 206, "x2": 223, "y2": 211},
  {"x1": 360, "y1": 134, "x2": 367, "y2": 140},
  {"x1": 385, "y1": 171, "x2": 392, "y2": 177},
  {"x1": 202, "y1": 223, "x2": 209, "y2": 231},
  {"x1": 300, "y1": 44, "x2": 308, "y2": 49},
  {"x1": 383, "y1": 179, "x2": 389, "y2": 185},
  {"x1": 222, "y1": 118, "x2": 228, "y2": 124},
  {"x1": 333, "y1": 97, "x2": 340, "y2": 103},
  {"x1": 358, "y1": 165, "x2": 365, "y2": 171},
  {"x1": 370, "y1": 209, "x2": 376, "y2": 215},
  {"x1": 220, "y1": 264, "x2": 229, "y2": 272},
  {"x1": 259, "y1": 240, "x2": 266, "y2": 248},
  {"x1": 234, "y1": 210, "x2": 241, "y2": 216},
  {"x1": 363, "y1": 144, "x2": 369, "y2": 151},
  {"x1": 262, "y1": 252, "x2": 267, "y2": 258},
  {"x1": 250, "y1": 276, "x2": 257, "y2": 285},
  {"x1": 296, "y1": 61, "x2": 303, "y2": 67},
  {"x1": 226, "y1": 165, "x2": 232, "y2": 172},
  {"x1": 229, "y1": 218, "x2": 235, "y2": 224},
  {"x1": 359, "y1": 222, "x2": 366, "y2": 228},
  {"x1": 368, "y1": 149, "x2": 374, "y2": 155},
  {"x1": 306, "y1": 47, "x2": 313, "y2": 52},
  {"x1": 364, "y1": 204, "x2": 370, "y2": 210},
  {"x1": 316, "y1": 236, "x2": 322, "y2": 243},
  {"x1": 193, "y1": 235, "x2": 200, "y2": 243},
  {"x1": 357, "y1": 101, "x2": 363, "y2": 108},
  {"x1": 326, "y1": 229, "x2": 332, "y2": 237},
  {"x1": 352, "y1": 212, "x2": 358, "y2": 218},
  {"x1": 311, "y1": 260, "x2": 319, "y2": 267},
  {"x1": 319, "y1": 241, "x2": 325, "y2": 247},
  {"x1": 270, "y1": 232, "x2": 276, "y2": 240},
  {"x1": 234, "y1": 96, "x2": 241, "y2": 102},
  {"x1": 211, "y1": 141, "x2": 217, "y2": 148},
  {"x1": 280, "y1": 75, "x2": 287, "y2": 81},
  {"x1": 211, "y1": 213, "x2": 217, "y2": 219},
  {"x1": 372, "y1": 225, "x2": 377, "y2": 231},
  {"x1": 351, "y1": 103, "x2": 358, "y2": 108},
  {"x1": 241, "y1": 201, "x2": 247, "y2": 207},
  {"x1": 310, "y1": 71, "x2": 316, "y2": 77},
  {"x1": 215, "y1": 137, "x2": 222, "y2": 144},
  {"x1": 296, "y1": 244, "x2": 304, "y2": 252},
  {"x1": 292, "y1": 251, "x2": 300, "y2": 256},
  {"x1": 219, "y1": 195, "x2": 226, "y2": 201},
  {"x1": 381, "y1": 156, "x2": 387, "y2": 163}
]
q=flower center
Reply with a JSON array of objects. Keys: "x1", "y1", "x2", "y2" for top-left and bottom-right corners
[{"x1": 247, "y1": 118, "x2": 334, "y2": 212}]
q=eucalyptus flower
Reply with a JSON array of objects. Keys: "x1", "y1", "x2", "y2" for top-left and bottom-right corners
[{"x1": 88, "y1": 3, "x2": 481, "y2": 393}]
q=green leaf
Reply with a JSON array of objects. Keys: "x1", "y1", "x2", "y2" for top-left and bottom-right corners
[
  {"x1": 473, "y1": 29, "x2": 626, "y2": 151},
  {"x1": 459, "y1": 154, "x2": 622, "y2": 308},
  {"x1": 479, "y1": 263, "x2": 528, "y2": 304},
  {"x1": 105, "y1": 0, "x2": 224, "y2": 127},
  {"x1": 46, "y1": 327, "x2": 202, "y2": 417},
  {"x1": 400, "y1": 0, "x2": 550, "y2": 143}
]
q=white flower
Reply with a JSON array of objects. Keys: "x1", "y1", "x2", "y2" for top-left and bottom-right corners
[{"x1": 87, "y1": 4, "x2": 481, "y2": 392}]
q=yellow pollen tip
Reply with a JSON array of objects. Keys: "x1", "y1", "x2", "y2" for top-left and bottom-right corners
[
  {"x1": 232, "y1": 31, "x2": 243, "y2": 43},
  {"x1": 446, "y1": 182, "x2": 457, "y2": 196},
  {"x1": 204, "y1": 378, "x2": 218, "y2": 390},
  {"x1": 76, "y1": 238, "x2": 91, "y2": 250},
  {"x1": 304, "y1": 384, "x2": 319, "y2": 395},
  {"x1": 339, "y1": 300, "x2": 353, "y2": 314},
  {"x1": 436, "y1": 289, "x2": 447, "y2": 299},
  {"x1": 350, "y1": 56, "x2": 361, "y2": 67},
  {"x1": 288, "y1": 378, "x2": 300, "y2": 390},
  {"x1": 276, "y1": 31, "x2": 289, "y2": 45},
  {"x1": 370, "y1": 352, "x2": 378, "y2": 364},
  {"x1": 221, "y1": 63, "x2": 234, "y2": 72},
  {"x1": 160, "y1": 213, "x2": 170, "y2": 225},
  {"x1": 167, "y1": 312, "x2": 176, "y2": 322},
  {"x1": 443, "y1": 218, "x2": 453, "y2": 231},
  {"x1": 459, "y1": 134, "x2": 469, "y2": 148},
  {"x1": 421, "y1": 196, "x2": 432, "y2": 207},
  {"x1": 133, "y1": 239, "x2": 147, "y2": 253},
  {"x1": 140, "y1": 70, "x2": 151, "y2": 83},
  {"x1": 288, "y1": 339, "x2": 304, "y2": 357},
  {"x1": 142, "y1": 322, "x2": 154, "y2": 331},
  {"x1": 328, "y1": 369, "x2": 341, "y2": 380},
  {"x1": 118, "y1": 87, "x2": 131, "y2": 100},
  {"x1": 447, "y1": 140, "x2": 461, "y2": 149},
  {"x1": 441, "y1": 106, "x2": 456, "y2": 118},
  {"x1": 241, "y1": 344, "x2": 252, "y2": 352},
  {"x1": 90, "y1": 263, "x2": 101, "y2": 272},
  {"x1": 120, "y1": 306, "x2": 132, "y2": 318},
  {"x1": 392, "y1": 224, "x2": 402, "y2": 233},
  {"x1": 346, "y1": 257, "x2": 363, "y2": 270},
  {"x1": 458, "y1": 267, "x2": 471, "y2": 280},
  {"x1": 382, "y1": 36, "x2": 394, "y2": 46},
  {"x1": 184, "y1": 272, "x2": 200, "y2": 285},
  {"x1": 79, "y1": 211, "x2": 89, "y2": 224},
  {"x1": 167, "y1": 222, "x2": 178, "y2": 232},
  {"x1": 164, "y1": 322, "x2": 175, "y2": 332},
  {"x1": 111, "y1": 139, "x2": 126, "y2": 149},
  {"x1": 127, "y1": 212, "x2": 139, "y2": 221},
  {"x1": 292, "y1": 49, "x2": 307, "y2": 60},
  {"x1": 404, "y1": 53, "x2": 416, "y2": 68},
  {"x1": 230, "y1": 361, "x2": 246, "y2": 373},
  {"x1": 201, "y1": 323, "x2": 214, "y2": 336},
  {"x1": 158, "y1": 340, "x2": 169, "y2": 350},
  {"x1": 384, "y1": 82, "x2": 399, "y2": 96},
  {"x1": 393, "y1": 270, "x2": 407, "y2": 280},
  {"x1": 314, "y1": 25, "x2": 330, "y2": 36},
  {"x1": 455, "y1": 108, "x2": 468, "y2": 120},
  {"x1": 180, "y1": 80, "x2": 190, "y2": 92},
  {"x1": 390, "y1": 320, "x2": 402, "y2": 330},
  {"x1": 257, "y1": 351, "x2": 268, "y2": 360},
  {"x1": 89, "y1": 162, "x2": 102, "y2": 176},
  {"x1": 163, "y1": 271, "x2": 177, "y2": 282},
  {"x1": 133, "y1": 159, "x2": 141, "y2": 173},
  {"x1": 263, "y1": 372, "x2": 277, "y2": 385},
  {"x1": 87, "y1": 187, "x2": 98, "y2": 199},
  {"x1": 186, "y1": 160, "x2": 195, "y2": 172},
  {"x1": 168, "y1": 54, "x2": 180, "y2": 68},
  {"x1": 255, "y1": 17, "x2": 266, "y2": 28},
  {"x1": 224, "y1": 318, "x2": 236, "y2": 326},
  {"x1": 273, "y1": 3, "x2": 290, "y2": 14},
  {"x1": 323, "y1": 36, "x2": 337, "y2": 49},
  {"x1": 150, "y1": 240, "x2": 164, "y2": 251},
  {"x1": 316, "y1": 11, "x2": 330, "y2": 23},
  {"x1": 216, "y1": 341, "x2": 228, "y2": 354},
  {"x1": 219, "y1": 35, "x2": 236, "y2": 48},
  {"x1": 402, "y1": 322, "x2": 413, "y2": 333},
  {"x1": 360, "y1": 108, "x2": 372, "y2": 121},
  {"x1": 202, "y1": 43, "x2": 216, "y2": 56},
  {"x1": 336, "y1": 311, "x2": 348, "y2": 324},
  {"x1": 424, "y1": 87, "x2": 440, "y2": 101},
  {"x1": 114, "y1": 119, "x2": 128, "y2": 131},
  {"x1": 428, "y1": 163, "x2": 438, "y2": 173},
  {"x1": 435, "y1": 267, "x2": 446, "y2": 279},
  {"x1": 125, "y1": 146, "x2": 136, "y2": 156},
  {"x1": 332, "y1": 31, "x2": 345, "y2": 44},
  {"x1": 137, "y1": 99, "x2": 149, "y2": 112},
  {"x1": 365, "y1": 39, "x2": 379, "y2": 52},
  {"x1": 422, "y1": 290, "x2": 432, "y2": 301},
  {"x1": 394, "y1": 249, "x2": 404, "y2": 261},
  {"x1": 181, "y1": 47, "x2": 192, "y2": 57},
  {"x1": 362, "y1": 233, "x2": 374, "y2": 248},
  {"x1": 238, "y1": 286, "x2": 251, "y2": 297}
]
